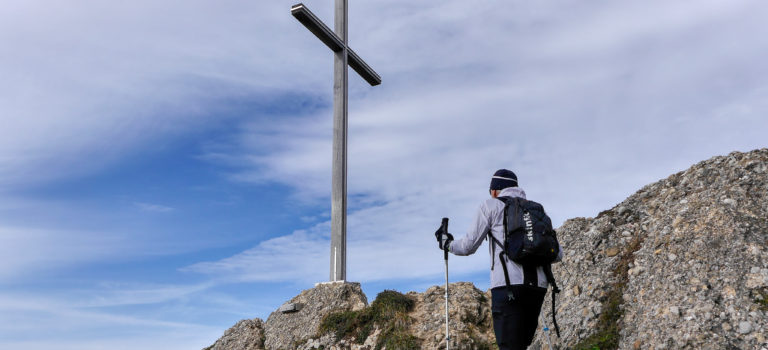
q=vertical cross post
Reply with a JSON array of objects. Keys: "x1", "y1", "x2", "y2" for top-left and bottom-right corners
[
  {"x1": 291, "y1": 2, "x2": 381, "y2": 282},
  {"x1": 330, "y1": 0, "x2": 348, "y2": 282}
]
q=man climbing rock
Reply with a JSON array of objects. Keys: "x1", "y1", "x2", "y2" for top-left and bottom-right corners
[{"x1": 435, "y1": 169, "x2": 563, "y2": 350}]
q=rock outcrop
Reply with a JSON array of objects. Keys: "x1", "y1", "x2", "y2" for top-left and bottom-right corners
[
  {"x1": 205, "y1": 282, "x2": 494, "y2": 350},
  {"x1": 204, "y1": 149, "x2": 768, "y2": 350},
  {"x1": 291, "y1": 282, "x2": 496, "y2": 350},
  {"x1": 534, "y1": 149, "x2": 768, "y2": 350},
  {"x1": 406, "y1": 282, "x2": 494, "y2": 349},
  {"x1": 204, "y1": 319, "x2": 265, "y2": 350},
  {"x1": 264, "y1": 282, "x2": 368, "y2": 350}
]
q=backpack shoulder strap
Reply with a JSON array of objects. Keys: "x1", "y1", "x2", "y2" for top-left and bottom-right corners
[
  {"x1": 493, "y1": 196, "x2": 512, "y2": 248},
  {"x1": 488, "y1": 197, "x2": 508, "y2": 270}
]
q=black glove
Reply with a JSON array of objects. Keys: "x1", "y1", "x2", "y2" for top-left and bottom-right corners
[{"x1": 435, "y1": 227, "x2": 454, "y2": 252}]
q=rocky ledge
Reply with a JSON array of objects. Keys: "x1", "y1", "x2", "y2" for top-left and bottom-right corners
[{"x1": 206, "y1": 282, "x2": 495, "y2": 350}]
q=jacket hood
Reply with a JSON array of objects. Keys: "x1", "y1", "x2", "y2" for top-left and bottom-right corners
[{"x1": 499, "y1": 186, "x2": 526, "y2": 199}]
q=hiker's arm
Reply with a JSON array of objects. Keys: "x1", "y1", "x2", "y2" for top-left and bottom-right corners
[{"x1": 449, "y1": 204, "x2": 490, "y2": 256}]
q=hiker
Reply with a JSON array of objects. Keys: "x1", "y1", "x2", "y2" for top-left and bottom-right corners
[{"x1": 435, "y1": 169, "x2": 563, "y2": 350}]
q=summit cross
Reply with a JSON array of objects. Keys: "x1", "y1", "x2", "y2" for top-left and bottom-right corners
[{"x1": 291, "y1": 1, "x2": 381, "y2": 282}]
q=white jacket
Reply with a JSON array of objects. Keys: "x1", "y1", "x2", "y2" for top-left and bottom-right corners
[{"x1": 449, "y1": 187, "x2": 563, "y2": 289}]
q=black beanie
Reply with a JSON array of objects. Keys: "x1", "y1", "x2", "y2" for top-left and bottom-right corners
[{"x1": 490, "y1": 169, "x2": 518, "y2": 190}]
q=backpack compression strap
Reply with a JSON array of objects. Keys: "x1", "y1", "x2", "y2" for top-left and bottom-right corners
[
  {"x1": 543, "y1": 264, "x2": 561, "y2": 337},
  {"x1": 498, "y1": 251, "x2": 515, "y2": 301}
]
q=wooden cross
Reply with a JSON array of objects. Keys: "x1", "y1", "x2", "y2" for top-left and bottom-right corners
[{"x1": 291, "y1": 1, "x2": 381, "y2": 282}]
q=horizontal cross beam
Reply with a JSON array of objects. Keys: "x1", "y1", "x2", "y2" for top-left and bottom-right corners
[{"x1": 291, "y1": 3, "x2": 381, "y2": 86}]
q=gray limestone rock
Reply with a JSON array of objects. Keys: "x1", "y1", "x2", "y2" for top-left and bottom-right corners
[
  {"x1": 534, "y1": 148, "x2": 768, "y2": 350},
  {"x1": 738, "y1": 321, "x2": 753, "y2": 334},
  {"x1": 406, "y1": 282, "x2": 495, "y2": 350},
  {"x1": 264, "y1": 281, "x2": 367, "y2": 350},
  {"x1": 204, "y1": 319, "x2": 265, "y2": 350},
  {"x1": 295, "y1": 282, "x2": 495, "y2": 350}
]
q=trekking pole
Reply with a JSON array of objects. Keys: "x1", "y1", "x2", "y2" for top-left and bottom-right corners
[
  {"x1": 540, "y1": 314, "x2": 554, "y2": 350},
  {"x1": 441, "y1": 217, "x2": 450, "y2": 350}
]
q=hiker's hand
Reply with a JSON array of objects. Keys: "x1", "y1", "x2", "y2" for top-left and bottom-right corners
[
  {"x1": 434, "y1": 226, "x2": 444, "y2": 249},
  {"x1": 443, "y1": 233, "x2": 453, "y2": 251},
  {"x1": 435, "y1": 228, "x2": 454, "y2": 251}
]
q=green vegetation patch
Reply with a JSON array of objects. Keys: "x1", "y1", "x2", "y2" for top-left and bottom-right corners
[
  {"x1": 573, "y1": 235, "x2": 643, "y2": 350},
  {"x1": 751, "y1": 287, "x2": 768, "y2": 312},
  {"x1": 370, "y1": 290, "x2": 415, "y2": 320},
  {"x1": 376, "y1": 331, "x2": 420, "y2": 350},
  {"x1": 319, "y1": 310, "x2": 367, "y2": 341},
  {"x1": 318, "y1": 290, "x2": 420, "y2": 350}
]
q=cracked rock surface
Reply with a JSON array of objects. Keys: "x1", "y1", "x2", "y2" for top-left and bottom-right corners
[
  {"x1": 265, "y1": 282, "x2": 368, "y2": 350},
  {"x1": 534, "y1": 149, "x2": 768, "y2": 349},
  {"x1": 204, "y1": 319, "x2": 265, "y2": 350}
]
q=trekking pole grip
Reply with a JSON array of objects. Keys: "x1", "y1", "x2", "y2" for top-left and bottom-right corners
[{"x1": 441, "y1": 217, "x2": 449, "y2": 260}]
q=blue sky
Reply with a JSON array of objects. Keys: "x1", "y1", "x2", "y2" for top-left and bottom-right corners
[{"x1": 2, "y1": 0, "x2": 768, "y2": 349}]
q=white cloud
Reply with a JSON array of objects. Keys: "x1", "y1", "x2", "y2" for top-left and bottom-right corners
[
  {"x1": 0, "y1": 0, "x2": 326, "y2": 190},
  {"x1": 0, "y1": 199, "x2": 214, "y2": 283},
  {"x1": 184, "y1": 227, "x2": 330, "y2": 283},
  {"x1": 134, "y1": 202, "x2": 176, "y2": 213},
  {"x1": 0, "y1": 293, "x2": 220, "y2": 350},
  {"x1": 186, "y1": 193, "x2": 501, "y2": 285},
  {"x1": 80, "y1": 282, "x2": 213, "y2": 307},
  {"x1": 191, "y1": 0, "x2": 768, "y2": 286},
  {"x1": 0, "y1": 226, "x2": 123, "y2": 281}
]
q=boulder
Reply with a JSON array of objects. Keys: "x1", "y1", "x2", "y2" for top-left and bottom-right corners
[{"x1": 264, "y1": 281, "x2": 368, "y2": 350}]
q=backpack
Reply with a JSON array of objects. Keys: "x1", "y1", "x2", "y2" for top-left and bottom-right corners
[
  {"x1": 501, "y1": 197, "x2": 559, "y2": 265},
  {"x1": 490, "y1": 196, "x2": 562, "y2": 337}
]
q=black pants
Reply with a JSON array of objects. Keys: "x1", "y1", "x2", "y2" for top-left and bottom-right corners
[{"x1": 491, "y1": 285, "x2": 547, "y2": 350}]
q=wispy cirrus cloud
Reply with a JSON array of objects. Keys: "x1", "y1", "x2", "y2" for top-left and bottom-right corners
[
  {"x1": 0, "y1": 226, "x2": 123, "y2": 281},
  {"x1": 0, "y1": 292, "x2": 220, "y2": 350},
  {"x1": 184, "y1": 227, "x2": 330, "y2": 283},
  {"x1": 134, "y1": 202, "x2": 176, "y2": 213},
  {"x1": 0, "y1": 0, "x2": 324, "y2": 190},
  {"x1": 192, "y1": 0, "x2": 768, "y2": 288}
]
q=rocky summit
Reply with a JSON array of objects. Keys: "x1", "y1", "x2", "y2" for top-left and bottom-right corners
[{"x1": 204, "y1": 149, "x2": 767, "y2": 350}]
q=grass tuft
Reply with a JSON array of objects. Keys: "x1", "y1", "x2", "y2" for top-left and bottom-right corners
[
  {"x1": 318, "y1": 290, "x2": 420, "y2": 349},
  {"x1": 318, "y1": 310, "x2": 365, "y2": 341},
  {"x1": 572, "y1": 235, "x2": 643, "y2": 350}
]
